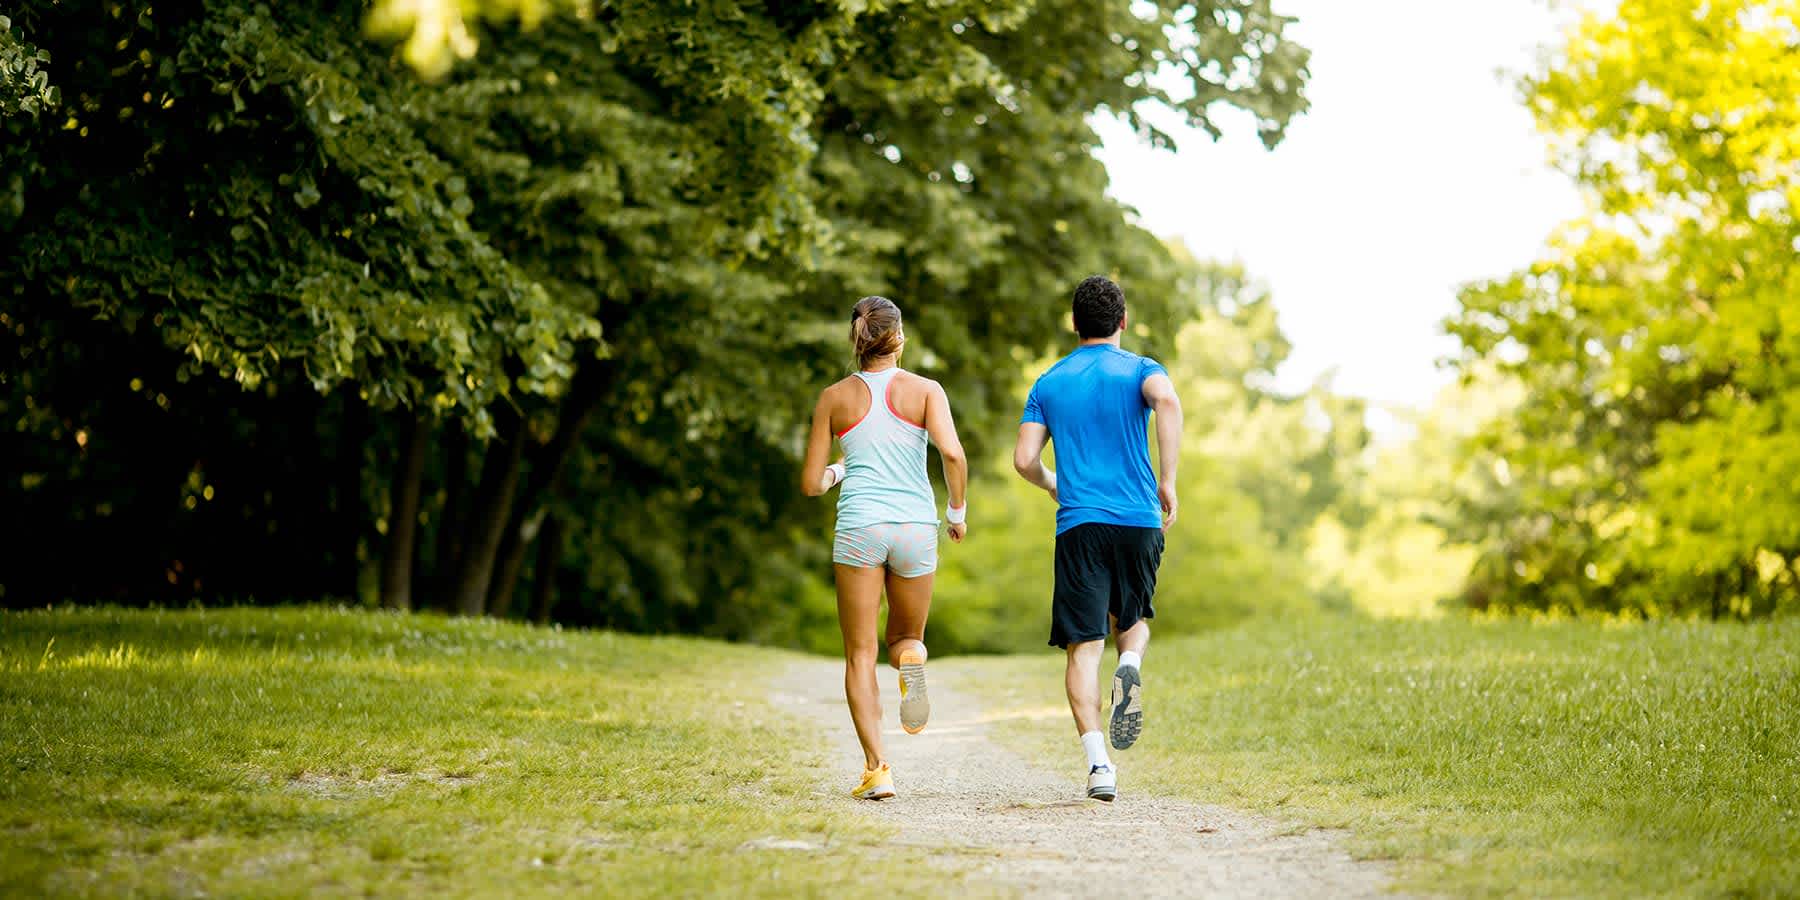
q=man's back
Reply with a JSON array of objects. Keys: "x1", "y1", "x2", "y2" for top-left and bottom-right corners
[
  {"x1": 1023, "y1": 344, "x2": 1166, "y2": 534},
  {"x1": 1013, "y1": 275, "x2": 1181, "y2": 800}
]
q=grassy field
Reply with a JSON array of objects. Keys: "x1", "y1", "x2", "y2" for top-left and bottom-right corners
[
  {"x1": 8, "y1": 607, "x2": 1797, "y2": 898},
  {"x1": 967, "y1": 614, "x2": 1800, "y2": 897},
  {"x1": 0, "y1": 607, "x2": 964, "y2": 898}
]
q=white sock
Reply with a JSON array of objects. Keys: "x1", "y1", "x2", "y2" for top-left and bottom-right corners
[
  {"x1": 1119, "y1": 650, "x2": 1142, "y2": 670},
  {"x1": 1081, "y1": 731, "x2": 1111, "y2": 769}
]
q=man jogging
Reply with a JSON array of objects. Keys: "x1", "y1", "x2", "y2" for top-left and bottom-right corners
[{"x1": 1012, "y1": 274, "x2": 1182, "y2": 802}]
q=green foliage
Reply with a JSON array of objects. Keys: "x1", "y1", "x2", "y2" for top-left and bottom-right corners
[
  {"x1": 368, "y1": 0, "x2": 1313, "y2": 152},
  {"x1": 1, "y1": 0, "x2": 1313, "y2": 636},
  {"x1": 0, "y1": 14, "x2": 57, "y2": 119},
  {"x1": 975, "y1": 614, "x2": 1800, "y2": 896},
  {"x1": 1, "y1": 14, "x2": 57, "y2": 225},
  {"x1": 366, "y1": 0, "x2": 581, "y2": 80},
  {"x1": 0, "y1": 607, "x2": 966, "y2": 896},
  {"x1": 1307, "y1": 373, "x2": 1518, "y2": 619},
  {"x1": 1445, "y1": 0, "x2": 1800, "y2": 617},
  {"x1": 3, "y1": 2, "x2": 594, "y2": 429},
  {"x1": 1155, "y1": 256, "x2": 1367, "y2": 622}
]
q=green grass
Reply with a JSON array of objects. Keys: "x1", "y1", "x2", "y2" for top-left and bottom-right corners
[
  {"x1": 967, "y1": 614, "x2": 1800, "y2": 897},
  {"x1": 11, "y1": 607, "x2": 1797, "y2": 898},
  {"x1": 0, "y1": 607, "x2": 964, "y2": 898}
]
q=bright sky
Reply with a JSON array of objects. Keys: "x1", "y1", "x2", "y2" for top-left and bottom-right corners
[{"x1": 1096, "y1": 1, "x2": 1587, "y2": 425}]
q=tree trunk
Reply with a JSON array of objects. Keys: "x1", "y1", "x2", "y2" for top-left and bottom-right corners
[
  {"x1": 292, "y1": 390, "x2": 330, "y2": 600},
  {"x1": 452, "y1": 406, "x2": 527, "y2": 616},
  {"x1": 531, "y1": 512, "x2": 565, "y2": 625},
  {"x1": 486, "y1": 361, "x2": 611, "y2": 616},
  {"x1": 380, "y1": 412, "x2": 430, "y2": 612},
  {"x1": 338, "y1": 392, "x2": 368, "y2": 601},
  {"x1": 486, "y1": 507, "x2": 543, "y2": 620},
  {"x1": 432, "y1": 420, "x2": 470, "y2": 592}
]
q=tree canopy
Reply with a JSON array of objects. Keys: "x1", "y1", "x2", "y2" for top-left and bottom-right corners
[
  {"x1": 1, "y1": 0, "x2": 1311, "y2": 635},
  {"x1": 1446, "y1": 0, "x2": 1800, "y2": 618}
]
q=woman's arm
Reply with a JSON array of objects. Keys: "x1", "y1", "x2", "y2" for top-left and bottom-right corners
[
  {"x1": 923, "y1": 381, "x2": 968, "y2": 541},
  {"x1": 800, "y1": 390, "x2": 839, "y2": 497},
  {"x1": 923, "y1": 382, "x2": 967, "y2": 507}
]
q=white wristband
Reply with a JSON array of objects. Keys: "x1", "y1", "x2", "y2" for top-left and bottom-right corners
[
  {"x1": 824, "y1": 463, "x2": 846, "y2": 489},
  {"x1": 945, "y1": 504, "x2": 966, "y2": 525}
]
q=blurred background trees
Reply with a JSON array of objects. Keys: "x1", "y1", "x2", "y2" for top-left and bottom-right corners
[
  {"x1": 1445, "y1": 0, "x2": 1800, "y2": 619},
  {"x1": 943, "y1": 0, "x2": 1800, "y2": 644},
  {"x1": 4, "y1": 0, "x2": 1793, "y2": 649},
  {"x1": 1, "y1": 0, "x2": 1315, "y2": 642}
]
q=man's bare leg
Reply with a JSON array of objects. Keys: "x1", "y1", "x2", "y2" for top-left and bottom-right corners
[
  {"x1": 1065, "y1": 638, "x2": 1117, "y2": 800},
  {"x1": 1114, "y1": 617, "x2": 1149, "y2": 658},
  {"x1": 1109, "y1": 618, "x2": 1149, "y2": 749},
  {"x1": 1065, "y1": 639, "x2": 1105, "y2": 736}
]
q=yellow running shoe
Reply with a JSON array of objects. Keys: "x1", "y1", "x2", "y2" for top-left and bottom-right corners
[
  {"x1": 852, "y1": 763, "x2": 895, "y2": 800},
  {"x1": 897, "y1": 647, "x2": 929, "y2": 734}
]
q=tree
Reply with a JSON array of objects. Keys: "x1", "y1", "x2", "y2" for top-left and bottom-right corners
[
  {"x1": 2, "y1": 1, "x2": 1315, "y2": 638},
  {"x1": 1306, "y1": 369, "x2": 1516, "y2": 619},
  {"x1": 422, "y1": 1, "x2": 1317, "y2": 625},
  {"x1": 0, "y1": 13, "x2": 57, "y2": 119},
  {"x1": 2, "y1": 0, "x2": 881, "y2": 610},
  {"x1": 1445, "y1": 0, "x2": 1800, "y2": 617}
]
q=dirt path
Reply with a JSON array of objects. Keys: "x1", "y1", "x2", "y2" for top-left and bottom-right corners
[{"x1": 774, "y1": 659, "x2": 1397, "y2": 899}]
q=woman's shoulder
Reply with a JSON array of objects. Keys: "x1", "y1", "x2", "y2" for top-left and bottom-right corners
[
  {"x1": 820, "y1": 374, "x2": 863, "y2": 395},
  {"x1": 892, "y1": 371, "x2": 945, "y2": 421},
  {"x1": 817, "y1": 374, "x2": 865, "y2": 410},
  {"x1": 894, "y1": 369, "x2": 943, "y2": 393}
]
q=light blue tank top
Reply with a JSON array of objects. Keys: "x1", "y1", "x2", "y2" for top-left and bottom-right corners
[{"x1": 835, "y1": 368, "x2": 939, "y2": 531}]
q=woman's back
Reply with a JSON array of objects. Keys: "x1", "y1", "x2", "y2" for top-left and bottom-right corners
[{"x1": 832, "y1": 367, "x2": 937, "y2": 530}]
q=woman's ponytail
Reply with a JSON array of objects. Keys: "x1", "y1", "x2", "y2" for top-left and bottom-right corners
[{"x1": 850, "y1": 296, "x2": 904, "y2": 369}]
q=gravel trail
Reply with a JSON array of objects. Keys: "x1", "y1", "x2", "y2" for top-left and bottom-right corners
[{"x1": 774, "y1": 658, "x2": 1398, "y2": 899}]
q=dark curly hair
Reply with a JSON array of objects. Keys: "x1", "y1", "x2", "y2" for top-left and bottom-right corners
[{"x1": 1071, "y1": 275, "x2": 1125, "y2": 339}]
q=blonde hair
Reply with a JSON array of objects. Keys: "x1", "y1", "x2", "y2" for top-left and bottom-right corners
[{"x1": 850, "y1": 296, "x2": 904, "y2": 369}]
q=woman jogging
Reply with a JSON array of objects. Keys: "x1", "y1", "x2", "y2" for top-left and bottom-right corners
[{"x1": 800, "y1": 295, "x2": 969, "y2": 801}]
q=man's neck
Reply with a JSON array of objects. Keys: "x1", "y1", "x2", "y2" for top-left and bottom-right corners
[{"x1": 1079, "y1": 334, "x2": 1122, "y2": 348}]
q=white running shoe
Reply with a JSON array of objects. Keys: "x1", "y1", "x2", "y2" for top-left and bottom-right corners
[{"x1": 1086, "y1": 764, "x2": 1118, "y2": 802}]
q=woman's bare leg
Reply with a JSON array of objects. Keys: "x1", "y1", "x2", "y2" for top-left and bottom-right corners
[
  {"x1": 884, "y1": 569, "x2": 934, "y2": 666},
  {"x1": 835, "y1": 564, "x2": 888, "y2": 771},
  {"x1": 885, "y1": 569, "x2": 934, "y2": 732}
]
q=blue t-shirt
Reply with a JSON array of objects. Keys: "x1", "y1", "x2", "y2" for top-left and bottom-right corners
[{"x1": 1022, "y1": 344, "x2": 1167, "y2": 535}]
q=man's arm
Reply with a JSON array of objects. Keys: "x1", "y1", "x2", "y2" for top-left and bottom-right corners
[
  {"x1": 1142, "y1": 372, "x2": 1182, "y2": 529},
  {"x1": 1012, "y1": 422, "x2": 1058, "y2": 501}
]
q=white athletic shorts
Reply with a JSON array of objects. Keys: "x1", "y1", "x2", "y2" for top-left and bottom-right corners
[{"x1": 832, "y1": 523, "x2": 939, "y2": 578}]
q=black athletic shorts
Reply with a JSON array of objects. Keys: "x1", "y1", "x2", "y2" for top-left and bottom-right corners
[{"x1": 1050, "y1": 522, "x2": 1164, "y2": 648}]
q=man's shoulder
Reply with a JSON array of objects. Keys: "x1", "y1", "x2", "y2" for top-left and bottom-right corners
[
  {"x1": 1102, "y1": 346, "x2": 1167, "y2": 380},
  {"x1": 1030, "y1": 351, "x2": 1082, "y2": 390},
  {"x1": 1048, "y1": 348, "x2": 1092, "y2": 374},
  {"x1": 1101, "y1": 344, "x2": 1162, "y2": 366},
  {"x1": 1032, "y1": 346, "x2": 1162, "y2": 393}
]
